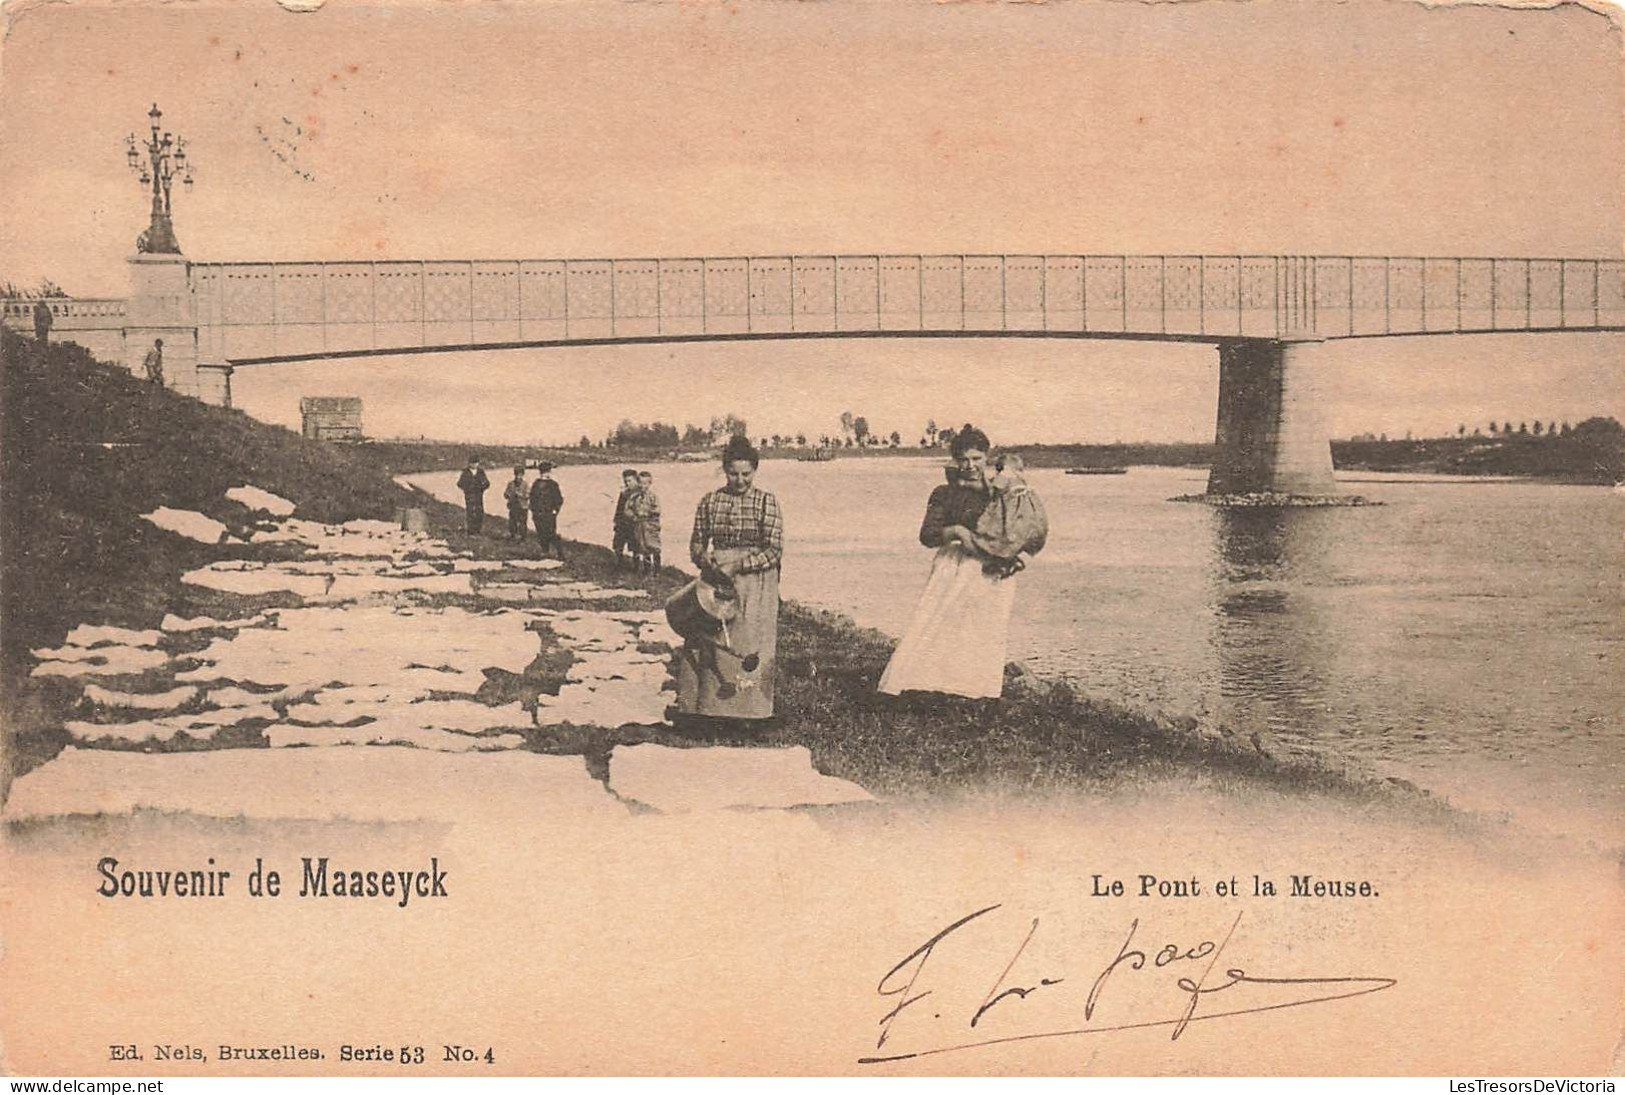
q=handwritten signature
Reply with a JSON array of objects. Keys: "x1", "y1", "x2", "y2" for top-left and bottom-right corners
[{"x1": 862, "y1": 905, "x2": 1396, "y2": 1065}]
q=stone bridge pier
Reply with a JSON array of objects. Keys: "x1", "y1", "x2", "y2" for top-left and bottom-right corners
[
  {"x1": 124, "y1": 254, "x2": 206, "y2": 399},
  {"x1": 1206, "y1": 338, "x2": 1337, "y2": 497}
]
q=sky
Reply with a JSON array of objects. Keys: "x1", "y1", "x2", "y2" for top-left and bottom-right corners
[{"x1": 1, "y1": 0, "x2": 1621, "y2": 444}]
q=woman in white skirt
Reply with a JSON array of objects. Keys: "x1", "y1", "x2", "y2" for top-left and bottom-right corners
[{"x1": 879, "y1": 424, "x2": 1029, "y2": 700}]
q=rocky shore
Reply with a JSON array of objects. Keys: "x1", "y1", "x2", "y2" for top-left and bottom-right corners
[{"x1": 1170, "y1": 491, "x2": 1380, "y2": 507}]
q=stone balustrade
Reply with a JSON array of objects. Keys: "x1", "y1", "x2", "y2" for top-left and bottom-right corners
[{"x1": 2, "y1": 298, "x2": 128, "y2": 326}]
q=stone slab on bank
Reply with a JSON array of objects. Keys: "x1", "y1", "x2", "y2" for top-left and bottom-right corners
[
  {"x1": 3, "y1": 746, "x2": 628, "y2": 825},
  {"x1": 607, "y1": 744, "x2": 875, "y2": 813}
]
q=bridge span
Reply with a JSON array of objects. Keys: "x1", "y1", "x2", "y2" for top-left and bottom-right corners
[
  {"x1": 7, "y1": 251, "x2": 1622, "y2": 497},
  {"x1": 191, "y1": 254, "x2": 1625, "y2": 364}
]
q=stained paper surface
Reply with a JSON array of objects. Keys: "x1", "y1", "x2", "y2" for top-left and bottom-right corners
[{"x1": 1, "y1": 0, "x2": 1622, "y2": 1077}]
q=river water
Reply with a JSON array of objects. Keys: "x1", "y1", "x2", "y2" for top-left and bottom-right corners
[{"x1": 411, "y1": 460, "x2": 1622, "y2": 840}]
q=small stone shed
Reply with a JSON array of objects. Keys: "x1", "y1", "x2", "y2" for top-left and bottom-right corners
[{"x1": 299, "y1": 396, "x2": 364, "y2": 441}]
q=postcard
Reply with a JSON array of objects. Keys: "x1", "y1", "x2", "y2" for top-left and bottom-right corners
[{"x1": 1, "y1": 0, "x2": 1621, "y2": 1077}]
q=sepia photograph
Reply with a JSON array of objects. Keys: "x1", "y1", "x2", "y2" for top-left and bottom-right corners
[{"x1": 1, "y1": 0, "x2": 1621, "y2": 1078}]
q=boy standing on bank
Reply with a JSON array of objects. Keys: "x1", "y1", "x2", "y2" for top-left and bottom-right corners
[
  {"x1": 631, "y1": 470, "x2": 662, "y2": 574},
  {"x1": 612, "y1": 468, "x2": 639, "y2": 568},
  {"x1": 529, "y1": 462, "x2": 565, "y2": 559},
  {"x1": 503, "y1": 465, "x2": 529, "y2": 541},
  {"x1": 456, "y1": 456, "x2": 491, "y2": 535}
]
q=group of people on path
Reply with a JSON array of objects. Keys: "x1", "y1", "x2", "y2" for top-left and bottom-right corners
[
  {"x1": 612, "y1": 469, "x2": 663, "y2": 574},
  {"x1": 456, "y1": 457, "x2": 565, "y2": 558},
  {"x1": 453, "y1": 425, "x2": 1045, "y2": 734}
]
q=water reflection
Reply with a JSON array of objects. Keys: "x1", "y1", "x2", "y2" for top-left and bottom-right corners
[{"x1": 1206, "y1": 508, "x2": 1338, "y2": 749}]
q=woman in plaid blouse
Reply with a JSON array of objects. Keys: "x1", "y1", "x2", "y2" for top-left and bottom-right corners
[{"x1": 675, "y1": 435, "x2": 784, "y2": 723}]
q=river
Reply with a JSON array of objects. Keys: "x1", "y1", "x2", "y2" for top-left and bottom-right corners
[{"x1": 409, "y1": 459, "x2": 1623, "y2": 840}]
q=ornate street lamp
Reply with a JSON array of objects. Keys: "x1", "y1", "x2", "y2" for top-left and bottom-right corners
[{"x1": 125, "y1": 102, "x2": 196, "y2": 254}]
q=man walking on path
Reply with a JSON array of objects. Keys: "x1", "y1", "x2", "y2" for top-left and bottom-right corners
[
  {"x1": 503, "y1": 465, "x2": 529, "y2": 541},
  {"x1": 612, "y1": 468, "x2": 639, "y2": 568},
  {"x1": 142, "y1": 338, "x2": 164, "y2": 386},
  {"x1": 457, "y1": 456, "x2": 490, "y2": 535},
  {"x1": 529, "y1": 462, "x2": 565, "y2": 559}
]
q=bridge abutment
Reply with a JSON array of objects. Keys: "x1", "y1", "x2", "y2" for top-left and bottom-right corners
[
  {"x1": 125, "y1": 253, "x2": 202, "y2": 398},
  {"x1": 1207, "y1": 338, "x2": 1337, "y2": 497}
]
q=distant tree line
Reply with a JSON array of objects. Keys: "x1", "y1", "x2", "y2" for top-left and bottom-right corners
[
  {"x1": 1335, "y1": 416, "x2": 1623, "y2": 483},
  {"x1": 598, "y1": 413, "x2": 752, "y2": 451},
  {"x1": 1349, "y1": 417, "x2": 1621, "y2": 443},
  {"x1": 0, "y1": 277, "x2": 69, "y2": 299}
]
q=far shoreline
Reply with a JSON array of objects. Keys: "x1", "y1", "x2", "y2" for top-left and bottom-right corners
[{"x1": 359, "y1": 433, "x2": 1623, "y2": 486}]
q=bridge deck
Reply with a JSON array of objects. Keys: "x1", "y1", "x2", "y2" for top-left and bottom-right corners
[{"x1": 190, "y1": 255, "x2": 1625, "y2": 363}]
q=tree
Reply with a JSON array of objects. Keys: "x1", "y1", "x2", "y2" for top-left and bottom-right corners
[
  {"x1": 1457, "y1": 423, "x2": 1466, "y2": 438},
  {"x1": 795, "y1": 433, "x2": 807, "y2": 448},
  {"x1": 938, "y1": 426, "x2": 958, "y2": 450},
  {"x1": 0, "y1": 277, "x2": 68, "y2": 299},
  {"x1": 611, "y1": 420, "x2": 680, "y2": 448},
  {"x1": 1533, "y1": 421, "x2": 1544, "y2": 436},
  {"x1": 1489, "y1": 421, "x2": 1499, "y2": 436},
  {"x1": 852, "y1": 416, "x2": 870, "y2": 446},
  {"x1": 577, "y1": 435, "x2": 592, "y2": 449},
  {"x1": 925, "y1": 419, "x2": 938, "y2": 447},
  {"x1": 889, "y1": 430, "x2": 902, "y2": 447},
  {"x1": 1571, "y1": 416, "x2": 1623, "y2": 438},
  {"x1": 710, "y1": 413, "x2": 748, "y2": 440},
  {"x1": 681, "y1": 423, "x2": 712, "y2": 447},
  {"x1": 1518, "y1": 422, "x2": 1529, "y2": 435},
  {"x1": 839, "y1": 411, "x2": 855, "y2": 439},
  {"x1": 1559, "y1": 421, "x2": 1572, "y2": 437}
]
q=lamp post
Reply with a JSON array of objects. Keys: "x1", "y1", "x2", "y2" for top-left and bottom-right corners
[{"x1": 125, "y1": 102, "x2": 195, "y2": 255}]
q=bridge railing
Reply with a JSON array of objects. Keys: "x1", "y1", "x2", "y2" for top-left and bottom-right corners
[
  {"x1": 3, "y1": 297, "x2": 129, "y2": 327},
  {"x1": 190, "y1": 255, "x2": 1625, "y2": 361}
]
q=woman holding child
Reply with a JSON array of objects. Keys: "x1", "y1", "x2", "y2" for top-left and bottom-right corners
[{"x1": 878, "y1": 424, "x2": 1046, "y2": 700}]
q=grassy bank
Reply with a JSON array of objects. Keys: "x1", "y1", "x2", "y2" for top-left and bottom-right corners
[
  {"x1": 1331, "y1": 434, "x2": 1624, "y2": 484},
  {"x1": 0, "y1": 332, "x2": 435, "y2": 673},
  {"x1": 2, "y1": 332, "x2": 1422, "y2": 812}
]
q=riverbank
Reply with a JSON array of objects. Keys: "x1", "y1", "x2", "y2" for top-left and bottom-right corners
[
  {"x1": 1333, "y1": 432, "x2": 1624, "y2": 484},
  {"x1": 1, "y1": 332, "x2": 1433, "y2": 814}
]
